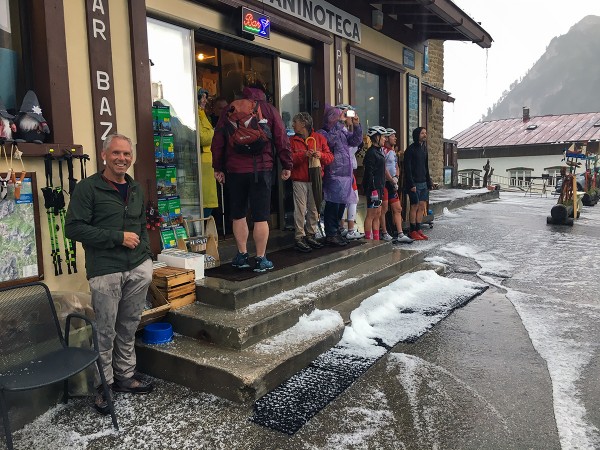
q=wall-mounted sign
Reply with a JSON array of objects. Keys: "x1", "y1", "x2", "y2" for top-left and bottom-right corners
[
  {"x1": 403, "y1": 47, "x2": 415, "y2": 70},
  {"x1": 264, "y1": 0, "x2": 361, "y2": 43},
  {"x1": 407, "y1": 74, "x2": 419, "y2": 140},
  {"x1": 334, "y1": 36, "x2": 343, "y2": 106},
  {"x1": 423, "y1": 44, "x2": 429, "y2": 73},
  {"x1": 242, "y1": 6, "x2": 271, "y2": 40},
  {"x1": 85, "y1": 0, "x2": 117, "y2": 167}
]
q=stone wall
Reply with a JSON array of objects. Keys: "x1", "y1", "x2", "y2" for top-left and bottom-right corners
[{"x1": 422, "y1": 40, "x2": 444, "y2": 186}]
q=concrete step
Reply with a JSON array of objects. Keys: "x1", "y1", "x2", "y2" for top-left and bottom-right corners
[
  {"x1": 197, "y1": 241, "x2": 391, "y2": 310},
  {"x1": 135, "y1": 311, "x2": 344, "y2": 403},
  {"x1": 168, "y1": 246, "x2": 422, "y2": 349}
]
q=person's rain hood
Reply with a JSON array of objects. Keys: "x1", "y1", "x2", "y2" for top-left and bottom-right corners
[{"x1": 322, "y1": 105, "x2": 342, "y2": 131}]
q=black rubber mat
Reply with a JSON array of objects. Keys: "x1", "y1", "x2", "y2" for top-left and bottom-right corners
[
  {"x1": 206, "y1": 240, "x2": 365, "y2": 282},
  {"x1": 250, "y1": 285, "x2": 488, "y2": 435}
]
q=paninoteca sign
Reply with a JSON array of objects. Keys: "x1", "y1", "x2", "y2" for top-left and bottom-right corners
[{"x1": 264, "y1": 0, "x2": 361, "y2": 43}]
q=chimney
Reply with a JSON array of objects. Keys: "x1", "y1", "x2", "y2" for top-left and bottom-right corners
[{"x1": 523, "y1": 106, "x2": 530, "y2": 123}]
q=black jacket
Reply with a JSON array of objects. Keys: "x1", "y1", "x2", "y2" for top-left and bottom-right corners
[
  {"x1": 404, "y1": 141, "x2": 432, "y2": 190},
  {"x1": 362, "y1": 145, "x2": 386, "y2": 200}
]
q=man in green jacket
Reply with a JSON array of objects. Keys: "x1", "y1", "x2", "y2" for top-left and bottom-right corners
[{"x1": 66, "y1": 133, "x2": 153, "y2": 415}]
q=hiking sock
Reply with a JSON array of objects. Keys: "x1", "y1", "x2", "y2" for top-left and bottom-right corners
[
  {"x1": 373, "y1": 230, "x2": 380, "y2": 240},
  {"x1": 410, "y1": 223, "x2": 416, "y2": 232},
  {"x1": 365, "y1": 231, "x2": 372, "y2": 240},
  {"x1": 415, "y1": 222, "x2": 421, "y2": 231}
]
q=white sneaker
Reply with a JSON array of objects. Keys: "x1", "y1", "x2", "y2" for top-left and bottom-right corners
[
  {"x1": 346, "y1": 229, "x2": 365, "y2": 240},
  {"x1": 339, "y1": 228, "x2": 348, "y2": 237},
  {"x1": 393, "y1": 233, "x2": 414, "y2": 244},
  {"x1": 381, "y1": 232, "x2": 393, "y2": 242}
]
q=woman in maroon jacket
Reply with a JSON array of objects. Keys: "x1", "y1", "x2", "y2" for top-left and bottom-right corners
[{"x1": 289, "y1": 112, "x2": 333, "y2": 252}]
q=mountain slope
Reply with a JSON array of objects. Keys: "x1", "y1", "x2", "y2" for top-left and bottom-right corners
[{"x1": 484, "y1": 15, "x2": 600, "y2": 120}]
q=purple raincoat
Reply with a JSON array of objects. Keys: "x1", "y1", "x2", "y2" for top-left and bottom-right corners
[{"x1": 317, "y1": 106, "x2": 363, "y2": 204}]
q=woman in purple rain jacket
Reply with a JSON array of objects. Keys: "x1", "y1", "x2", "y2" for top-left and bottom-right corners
[{"x1": 317, "y1": 105, "x2": 363, "y2": 246}]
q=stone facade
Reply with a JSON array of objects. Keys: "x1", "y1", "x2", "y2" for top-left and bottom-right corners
[{"x1": 422, "y1": 40, "x2": 445, "y2": 186}]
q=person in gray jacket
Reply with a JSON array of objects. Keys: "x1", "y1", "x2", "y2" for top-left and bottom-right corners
[{"x1": 66, "y1": 133, "x2": 153, "y2": 415}]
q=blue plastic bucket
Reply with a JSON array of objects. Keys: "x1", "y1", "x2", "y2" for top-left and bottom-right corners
[{"x1": 143, "y1": 322, "x2": 173, "y2": 344}]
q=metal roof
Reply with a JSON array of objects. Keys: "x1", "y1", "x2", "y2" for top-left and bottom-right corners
[{"x1": 453, "y1": 112, "x2": 600, "y2": 149}]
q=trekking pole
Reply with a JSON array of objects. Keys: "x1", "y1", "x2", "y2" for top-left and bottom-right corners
[
  {"x1": 220, "y1": 182, "x2": 226, "y2": 236},
  {"x1": 42, "y1": 187, "x2": 62, "y2": 276},
  {"x1": 59, "y1": 205, "x2": 77, "y2": 274}
]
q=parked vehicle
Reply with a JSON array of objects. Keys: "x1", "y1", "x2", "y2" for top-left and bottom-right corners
[{"x1": 554, "y1": 173, "x2": 585, "y2": 194}]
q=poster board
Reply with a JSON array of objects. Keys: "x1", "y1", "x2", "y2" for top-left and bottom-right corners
[
  {"x1": 0, "y1": 173, "x2": 44, "y2": 288},
  {"x1": 407, "y1": 74, "x2": 420, "y2": 141}
]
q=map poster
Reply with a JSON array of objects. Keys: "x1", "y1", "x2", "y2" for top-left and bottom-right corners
[
  {"x1": 407, "y1": 74, "x2": 420, "y2": 141},
  {"x1": 0, "y1": 173, "x2": 44, "y2": 288}
]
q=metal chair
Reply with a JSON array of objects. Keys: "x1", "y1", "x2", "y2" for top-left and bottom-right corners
[{"x1": 0, "y1": 282, "x2": 117, "y2": 450}]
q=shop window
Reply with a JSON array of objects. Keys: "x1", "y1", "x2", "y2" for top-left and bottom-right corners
[
  {"x1": 354, "y1": 68, "x2": 380, "y2": 128},
  {"x1": 220, "y1": 49, "x2": 273, "y2": 103},
  {"x1": 509, "y1": 169, "x2": 532, "y2": 187},
  {"x1": 545, "y1": 168, "x2": 562, "y2": 186},
  {"x1": 147, "y1": 18, "x2": 200, "y2": 220},
  {"x1": 0, "y1": 0, "x2": 28, "y2": 112},
  {"x1": 279, "y1": 58, "x2": 310, "y2": 135}
]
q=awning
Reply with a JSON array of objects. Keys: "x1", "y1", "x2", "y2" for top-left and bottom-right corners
[
  {"x1": 422, "y1": 81, "x2": 455, "y2": 103},
  {"x1": 371, "y1": 0, "x2": 493, "y2": 48}
]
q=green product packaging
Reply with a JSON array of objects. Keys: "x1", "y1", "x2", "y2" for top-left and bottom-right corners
[
  {"x1": 162, "y1": 135, "x2": 175, "y2": 161},
  {"x1": 174, "y1": 225, "x2": 188, "y2": 241},
  {"x1": 167, "y1": 196, "x2": 181, "y2": 219},
  {"x1": 156, "y1": 165, "x2": 167, "y2": 197},
  {"x1": 164, "y1": 165, "x2": 177, "y2": 196},
  {"x1": 154, "y1": 105, "x2": 171, "y2": 132},
  {"x1": 160, "y1": 228, "x2": 176, "y2": 249},
  {"x1": 157, "y1": 198, "x2": 169, "y2": 224},
  {"x1": 153, "y1": 134, "x2": 162, "y2": 160}
]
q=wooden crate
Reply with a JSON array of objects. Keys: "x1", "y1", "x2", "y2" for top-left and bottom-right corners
[
  {"x1": 152, "y1": 266, "x2": 196, "y2": 309},
  {"x1": 138, "y1": 282, "x2": 171, "y2": 331}
]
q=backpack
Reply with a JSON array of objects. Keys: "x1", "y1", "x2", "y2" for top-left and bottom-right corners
[{"x1": 223, "y1": 99, "x2": 271, "y2": 155}]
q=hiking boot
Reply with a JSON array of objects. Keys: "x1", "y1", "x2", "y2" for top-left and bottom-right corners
[
  {"x1": 94, "y1": 384, "x2": 113, "y2": 415},
  {"x1": 112, "y1": 376, "x2": 154, "y2": 394},
  {"x1": 231, "y1": 252, "x2": 250, "y2": 269},
  {"x1": 381, "y1": 232, "x2": 393, "y2": 242},
  {"x1": 306, "y1": 235, "x2": 324, "y2": 249},
  {"x1": 295, "y1": 238, "x2": 312, "y2": 253},
  {"x1": 417, "y1": 230, "x2": 429, "y2": 240},
  {"x1": 345, "y1": 229, "x2": 365, "y2": 240},
  {"x1": 325, "y1": 235, "x2": 348, "y2": 247},
  {"x1": 254, "y1": 256, "x2": 274, "y2": 272},
  {"x1": 409, "y1": 231, "x2": 424, "y2": 241},
  {"x1": 393, "y1": 233, "x2": 414, "y2": 244}
]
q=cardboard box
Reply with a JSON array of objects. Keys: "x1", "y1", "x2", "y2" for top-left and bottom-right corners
[{"x1": 157, "y1": 250, "x2": 204, "y2": 280}]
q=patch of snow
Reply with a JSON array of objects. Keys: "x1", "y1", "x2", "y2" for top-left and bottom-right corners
[{"x1": 253, "y1": 309, "x2": 344, "y2": 353}]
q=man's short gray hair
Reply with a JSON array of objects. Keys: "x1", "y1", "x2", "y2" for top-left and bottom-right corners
[{"x1": 102, "y1": 133, "x2": 133, "y2": 152}]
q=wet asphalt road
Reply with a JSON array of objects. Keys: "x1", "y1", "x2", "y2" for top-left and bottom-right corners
[{"x1": 10, "y1": 192, "x2": 599, "y2": 450}]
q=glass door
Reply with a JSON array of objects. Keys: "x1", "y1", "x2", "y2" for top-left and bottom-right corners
[{"x1": 147, "y1": 18, "x2": 200, "y2": 247}]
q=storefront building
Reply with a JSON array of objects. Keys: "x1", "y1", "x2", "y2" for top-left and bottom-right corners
[
  {"x1": 1, "y1": 0, "x2": 492, "y2": 295},
  {"x1": 1, "y1": 0, "x2": 492, "y2": 431}
]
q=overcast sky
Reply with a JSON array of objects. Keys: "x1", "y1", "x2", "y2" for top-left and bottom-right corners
[{"x1": 444, "y1": 0, "x2": 600, "y2": 138}]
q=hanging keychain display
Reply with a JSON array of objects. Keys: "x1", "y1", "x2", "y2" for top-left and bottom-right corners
[
  {"x1": 9, "y1": 141, "x2": 26, "y2": 200},
  {"x1": 0, "y1": 141, "x2": 12, "y2": 201}
]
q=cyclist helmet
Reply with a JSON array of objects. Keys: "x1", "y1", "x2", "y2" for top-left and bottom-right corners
[
  {"x1": 385, "y1": 128, "x2": 396, "y2": 135},
  {"x1": 367, "y1": 125, "x2": 389, "y2": 137}
]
